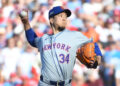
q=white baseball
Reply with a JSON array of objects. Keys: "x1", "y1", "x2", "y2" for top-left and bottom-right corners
[{"x1": 20, "y1": 11, "x2": 27, "y2": 17}]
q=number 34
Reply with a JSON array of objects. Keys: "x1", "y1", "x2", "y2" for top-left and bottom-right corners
[{"x1": 59, "y1": 54, "x2": 69, "y2": 64}]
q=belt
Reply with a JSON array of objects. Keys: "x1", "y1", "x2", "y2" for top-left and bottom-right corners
[{"x1": 40, "y1": 75, "x2": 72, "y2": 86}]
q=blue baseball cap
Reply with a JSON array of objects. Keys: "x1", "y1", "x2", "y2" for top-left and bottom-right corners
[{"x1": 49, "y1": 6, "x2": 71, "y2": 19}]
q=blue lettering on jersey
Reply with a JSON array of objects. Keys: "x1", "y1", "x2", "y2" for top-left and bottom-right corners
[
  {"x1": 59, "y1": 54, "x2": 70, "y2": 64},
  {"x1": 61, "y1": 44, "x2": 65, "y2": 50},
  {"x1": 48, "y1": 44, "x2": 52, "y2": 49},
  {"x1": 43, "y1": 43, "x2": 71, "y2": 52},
  {"x1": 57, "y1": 43, "x2": 61, "y2": 49}
]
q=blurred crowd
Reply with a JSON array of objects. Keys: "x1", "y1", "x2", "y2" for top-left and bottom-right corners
[{"x1": 0, "y1": 0, "x2": 120, "y2": 86}]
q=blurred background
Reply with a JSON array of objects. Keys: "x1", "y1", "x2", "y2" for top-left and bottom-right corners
[{"x1": 0, "y1": 0, "x2": 120, "y2": 86}]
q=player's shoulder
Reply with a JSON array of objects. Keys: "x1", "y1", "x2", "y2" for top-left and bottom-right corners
[
  {"x1": 40, "y1": 34, "x2": 52, "y2": 40},
  {"x1": 64, "y1": 29, "x2": 83, "y2": 35},
  {"x1": 34, "y1": 34, "x2": 49, "y2": 43}
]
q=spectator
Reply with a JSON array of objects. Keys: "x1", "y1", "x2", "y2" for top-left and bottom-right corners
[
  {"x1": 67, "y1": 0, "x2": 82, "y2": 12},
  {"x1": 17, "y1": 44, "x2": 38, "y2": 77},
  {"x1": 82, "y1": 0, "x2": 103, "y2": 15},
  {"x1": 104, "y1": 42, "x2": 120, "y2": 86},
  {"x1": 82, "y1": 20, "x2": 99, "y2": 42},
  {"x1": 1, "y1": 38, "x2": 21, "y2": 80},
  {"x1": 86, "y1": 69, "x2": 104, "y2": 86},
  {"x1": 0, "y1": 28, "x2": 6, "y2": 48}
]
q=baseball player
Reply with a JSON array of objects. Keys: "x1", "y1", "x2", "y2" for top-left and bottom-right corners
[{"x1": 19, "y1": 6, "x2": 102, "y2": 86}]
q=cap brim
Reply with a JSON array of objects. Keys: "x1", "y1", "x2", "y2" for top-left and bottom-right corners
[{"x1": 64, "y1": 9, "x2": 71, "y2": 17}]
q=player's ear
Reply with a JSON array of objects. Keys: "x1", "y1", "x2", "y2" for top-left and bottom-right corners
[{"x1": 49, "y1": 17, "x2": 54, "y2": 24}]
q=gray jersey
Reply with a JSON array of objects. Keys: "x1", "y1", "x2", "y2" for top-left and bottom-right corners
[{"x1": 35, "y1": 29, "x2": 92, "y2": 81}]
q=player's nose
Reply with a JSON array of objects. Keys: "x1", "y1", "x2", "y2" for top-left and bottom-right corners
[{"x1": 62, "y1": 18, "x2": 67, "y2": 21}]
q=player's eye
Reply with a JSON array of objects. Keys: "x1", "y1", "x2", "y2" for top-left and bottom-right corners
[
  {"x1": 59, "y1": 14, "x2": 62, "y2": 17},
  {"x1": 61, "y1": 14, "x2": 67, "y2": 18}
]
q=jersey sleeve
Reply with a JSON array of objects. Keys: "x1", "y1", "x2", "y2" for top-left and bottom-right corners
[
  {"x1": 34, "y1": 37, "x2": 42, "y2": 48},
  {"x1": 75, "y1": 31, "x2": 93, "y2": 47}
]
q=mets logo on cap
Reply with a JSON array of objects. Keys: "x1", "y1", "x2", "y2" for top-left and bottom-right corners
[
  {"x1": 60, "y1": 6, "x2": 64, "y2": 10},
  {"x1": 50, "y1": 11, "x2": 54, "y2": 15}
]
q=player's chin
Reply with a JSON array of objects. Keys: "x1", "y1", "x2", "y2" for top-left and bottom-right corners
[{"x1": 58, "y1": 26, "x2": 65, "y2": 31}]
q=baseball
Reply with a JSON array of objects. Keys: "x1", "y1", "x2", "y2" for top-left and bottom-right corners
[{"x1": 20, "y1": 11, "x2": 27, "y2": 17}]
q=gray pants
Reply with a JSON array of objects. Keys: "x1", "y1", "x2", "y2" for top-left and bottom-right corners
[{"x1": 38, "y1": 80, "x2": 72, "y2": 86}]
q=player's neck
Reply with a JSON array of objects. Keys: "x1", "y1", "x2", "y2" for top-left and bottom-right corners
[
  {"x1": 53, "y1": 28, "x2": 60, "y2": 35},
  {"x1": 52, "y1": 26, "x2": 65, "y2": 35}
]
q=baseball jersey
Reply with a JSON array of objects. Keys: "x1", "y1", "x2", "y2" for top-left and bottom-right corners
[{"x1": 34, "y1": 29, "x2": 92, "y2": 81}]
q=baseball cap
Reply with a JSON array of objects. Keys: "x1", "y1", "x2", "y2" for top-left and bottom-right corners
[{"x1": 49, "y1": 6, "x2": 71, "y2": 19}]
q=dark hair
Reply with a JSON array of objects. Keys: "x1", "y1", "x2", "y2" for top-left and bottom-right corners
[{"x1": 49, "y1": 16, "x2": 54, "y2": 28}]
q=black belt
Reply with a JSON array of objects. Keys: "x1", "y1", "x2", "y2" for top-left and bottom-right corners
[{"x1": 40, "y1": 75, "x2": 72, "y2": 86}]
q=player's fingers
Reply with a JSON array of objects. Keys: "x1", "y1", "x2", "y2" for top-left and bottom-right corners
[
  {"x1": 96, "y1": 56, "x2": 101, "y2": 65},
  {"x1": 18, "y1": 9, "x2": 28, "y2": 18},
  {"x1": 76, "y1": 48, "x2": 80, "y2": 53}
]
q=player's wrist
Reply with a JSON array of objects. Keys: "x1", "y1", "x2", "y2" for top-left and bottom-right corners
[{"x1": 21, "y1": 18, "x2": 29, "y2": 24}]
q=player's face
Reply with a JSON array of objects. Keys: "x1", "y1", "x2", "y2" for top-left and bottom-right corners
[{"x1": 53, "y1": 12, "x2": 67, "y2": 31}]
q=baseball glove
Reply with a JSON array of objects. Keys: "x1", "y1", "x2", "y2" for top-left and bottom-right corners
[{"x1": 76, "y1": 42, "x2": 98, "y2": 68}]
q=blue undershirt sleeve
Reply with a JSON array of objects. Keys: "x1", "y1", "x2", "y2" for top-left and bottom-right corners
[
  {"x1": 25, "y1": 28, "x2": 37, "y2": 47},
  {"x1": 94, "y1": 43, "x2": 102, "y2": 56}
]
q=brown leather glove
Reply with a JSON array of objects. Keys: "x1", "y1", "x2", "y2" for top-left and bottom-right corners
[{"x1": 76, "y1": 43, "x2": 98, "y2": 68}]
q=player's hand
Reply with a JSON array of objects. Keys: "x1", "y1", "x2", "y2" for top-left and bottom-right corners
[
  {"x1": 19, "y1": 9, "x2": 29, "y2": 24},
  {"x1": 96, "y1": 56, "x2": 101, "y2": 65}
]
